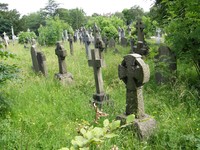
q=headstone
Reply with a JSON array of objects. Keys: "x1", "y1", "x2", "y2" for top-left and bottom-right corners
[
  {"x1": 118, "y1": 27, "x2": 122, "y2": 43},
  {"x1": 127, "y1": 25, "x2": 132, "y2": 36},
  {"x1": 30, "y1": 45, "x2": 39, "y2": 72},
  {"x1": 68, "y1": 34, "x2": 74, "y2": 55},
  {"x1": 55, "y1": 41, "x2": 73, "y2": 84},
  {"x1": 30, "y1": 45, "x2": 48, "y2": 76},
  {"x1": 117, "y1": 53, "x2": 156, "y2": 139},
  {"x1": 93, "y1": 23, "x2": 101, "y2": 46},
  {"x1": 83, "y1": 28, "x2": 92, "y2": 59},
  {"x1": 121, "y1": 37, "x2": 127, "y2": 47},
  {"x1": 3, "y1": 32, "x2": 9, "y2": 49},
  {"x1": 95, "y1": 37, "x2": 105, "y2": 66},
  {"x1": 37, "y1": 51, "x2": 48, "y2": 77},
  {"x1": 130, "y1": 38, "x2": 135, "y2": 53},
  {"x1": 88, "y1": 49, "x2": 109, "y2": 106},
  {"x1": 156, "y1": 28, "x2": 161, "y2": 44},
  {"x1": 154, "y1": 46, "x2": 177, "y2": 84},
  {"x1": 102, "y1": 36, "x2": 108, "y2": 52},
  {"x1": 135, "y1": 19, "x2": 145, "y2": 42},
  {"x1": 109, "y1": 37, "x2": 115, "y2": 48},
  {"x1": 11, "y1": 26, "x2": 16, "y2": 45}
]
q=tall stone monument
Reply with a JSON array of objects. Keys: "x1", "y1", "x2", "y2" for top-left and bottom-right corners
[
  {"x1": 117, "y1": 53, "x2": 156, "y2": 139},
  {"x1": 55, "y1": 41, "x2": 73, "y2": 84},
  {"x1": 88, "y1": 49, "x2": 109, "y2": 106}
]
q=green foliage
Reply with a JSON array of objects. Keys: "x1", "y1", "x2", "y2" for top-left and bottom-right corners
[
  {"x1": 0, "y1": 48, "x2": 18, "y2": 84},
  {"x1": 122, "y1": 5, "x2": 145, "y2": 25},
  {"x1": 61, "y1": 114, "x2": 134, "y2": 150},
  {"x1": 18, "y1": 31, "x2": 37, "y2": 44},
  {"x1": 150, "y1": 0, "x2": 200, "y2": 77},
  {"x1": 86, "y1": 16, "x2": 124, "y2": 39},
  {"x1": 38, "y1": 17, "x2": 73, "y2": 46}
]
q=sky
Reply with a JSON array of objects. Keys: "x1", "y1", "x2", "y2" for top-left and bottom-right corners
[{"x1": 1, "y1": 0, "x2": 154, "y2": 16}]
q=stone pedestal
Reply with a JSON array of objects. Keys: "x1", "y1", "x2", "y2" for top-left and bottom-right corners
[
  {"x1": 116, "y1": 114, "x2": 156, "y2": 139},
  {"x1": 54, "y1": 73, "x2": 73, "y2": 84}
]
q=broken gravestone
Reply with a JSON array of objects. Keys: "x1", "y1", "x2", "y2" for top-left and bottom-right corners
[
  {"x1": 55, "y1": 41, "x2": 73, "y2": 84},
  {"x1": 154, "y1": 45, "x2": 177, "y2": 84},
  {"x1": 117, "y1": 53, "x2": 156, "y2": 139},
  {"x1": 88, "y1": 49, "x2": 109, "y2": 107},
  {"x1": 30, "y1": 45, "x2": 48, "y2": 76}
]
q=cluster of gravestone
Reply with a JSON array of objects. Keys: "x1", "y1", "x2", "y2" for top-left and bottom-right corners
[{"x1": 29, "y1": 20, "x2": 178, "y2": 139}]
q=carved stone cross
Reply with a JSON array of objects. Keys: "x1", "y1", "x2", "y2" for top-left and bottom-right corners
[
  {"x1": 55, "y1": 42, "x2": 67, "y2": 74},
  {"x1": 117, "y1": 53, "x2": 156, "y2": 139},
  {"x1": 93, "y1": 23, "x2": 101, "y2": 46},
  {"x1": 135, "y1": 19, "x2": 145, "y2": 42},
  {"x1": 88, "y1": 49, "x2": 108, "y2": 103},
  {"x1": 83, "y1": 27, "x2": 91, "y2": 59},
  {"x1": 118, "y1": 53, "x2": 150, "y2": 118}
]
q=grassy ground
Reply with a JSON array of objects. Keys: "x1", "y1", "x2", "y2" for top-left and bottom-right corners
[{"x1": 0, "y1": 40, "x2": 199, "y2": 149}]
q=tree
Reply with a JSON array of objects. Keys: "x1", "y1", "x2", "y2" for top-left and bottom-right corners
[
  {"x1": 122, "y1": 5, "x2": 145, "y2": 25},
  {"x1": 150, "y1": 0, "x2": 200, "y2": 77},
  {"x1": 42, "y1": 0, "x2": 60, "y2": 17}
]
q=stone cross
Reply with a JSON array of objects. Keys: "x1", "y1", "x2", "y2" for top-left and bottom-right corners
[
  {"x1": 135, "y1": 19, "x2": 145, "y2": 42},
  {"x1": 83, "y1": 28, "x2": 92, "y2": 59},
  {"x1": 88, "y1": 49, "x2": 108, "y2": 104},
  {"x1": 118, "y1": 53, "x2": 150, "y2": 118},
  {"x1": 55, "y1": 41, "x2": 73, "y2": 83},
  {"x1": 118, "y1": 27, "x2": 121, "y2": 43},
  {"x1": 93, "y1": 23, "x2": 101, "y2": 46},
  {"x1": 68, "y1": 34, "x2": 74, "y2": 55},
  {"x1": 127, "y1": 25, "x2": 132, "y2": 35},
  {"x1": 117, "y1": 53, "x2": 156, "y2": 139},
  {"x1": 55, "y1": 42, "x2": 67, "y2": 74}
]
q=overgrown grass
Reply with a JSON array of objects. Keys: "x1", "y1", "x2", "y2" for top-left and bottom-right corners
[{"x1": 1, "y1": 40, "x2": 199, "y2": 149}]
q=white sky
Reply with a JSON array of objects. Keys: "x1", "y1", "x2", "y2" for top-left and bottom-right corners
[{"x1": 1, "y1": 0, "x2": 154, "y2": 16}]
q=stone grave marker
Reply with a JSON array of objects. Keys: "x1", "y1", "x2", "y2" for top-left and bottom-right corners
[
  {"x1": 37, "y1": 51, "x2": 48, "y2": 77},
  {"x1": 55, "y1": 41, "x2": 73, "y2": 84},
  {"x1": 83, "y1": 28, "x2": 92, "y2": 59},
  {"x1": 121, "y1": 28, "x2": 127, "y2": 46},
  {"x1": 109, "y1": 37, "x2": 115, "y2": 48},
  {"x1": 156, "y1": 28, "x2": 161, "y2": 44},
  {"x1": 93, "y1": 23, "x2": 101, "y2": 46},
  {"x1": 30, "y1": 45, "x2": 40, "y2": 72},
  {"x1": 154, "y1": 46, "x2": 177, "y2": 84},
  {"x1": 117, "y1": 53, "x2": 156, "y2": 139},
  {"x1": 88, "y1": 49, "x2": 109, "y2": 106},
  {"x1": 127, "y1": 25, "x2": 132, "y2": 36},
  {"x1": 95, "y1": 37, "x2": 106, "y2": 66},
  {"x1": 68, "y1": 34, "x2": 74, "y2": 55},
  {"x1": 135, "y1": 18, "x2": 145, "y2": 43},
  {"x1": 118, "y1": 26, "x2": 122, "y2": 43},
  {"x1": 102, "y1": 36, "x2": 108, "y2": 52}
]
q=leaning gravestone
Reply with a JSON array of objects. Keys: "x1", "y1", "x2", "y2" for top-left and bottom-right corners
[
  {"x1": 37, "y1": 51, "x2": 48, "y2": 77},
  {"x1": 55, "y1": 42, "x2": 73, "y2": 84},
  {"x1": 88, "y1": 49, "x2": 109, "y2": 107},
  {"x1": 83, "y1": 28, "x2": 92, "y2": 59},
  {"x1": 31, "y1": 45, "x2": 40, "y2": 73},
  {"x1": 154, "y1": 46, "x2": 177, "y2": 84},
  {"x1": 30, "y1": 45, "x2": 48, "y2": 76},
  {"x1": 117, "y1": 53, "x2": 156, "y2": 139}
]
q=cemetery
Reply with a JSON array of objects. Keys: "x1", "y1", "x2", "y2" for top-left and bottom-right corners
[{"x1": 0, "y1": 0, "x2": 200, "y2": 149}]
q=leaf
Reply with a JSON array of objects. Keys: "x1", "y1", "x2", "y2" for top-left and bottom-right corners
[
  {"x1": 126, "y1": 114, "x2": 135, "y2": 124},
  {"x1": 104, "y1": 133, "x2": 118, "y2": 138},
  {"x1": 80, "y1": 128, "x2": 86, "y2": 135},
  {"x1": 84, "y1": 131, "x2": 93, "y2": 140},
  {"x1": 71, "y1": 136, "x2": 88, "y2": 147},
  {"x1": 103, "y1": 119, "x2": 109, "y2": 127},
  {"x1": 109, "y1": 120, "x2": 121, "y2": 131},
  {"x1": 91, "y1": 127, "x2": 104, "y2": 138}
]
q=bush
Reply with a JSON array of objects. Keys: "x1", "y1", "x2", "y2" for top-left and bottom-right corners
[{"x1": 18, "y1": 31, "x2": 37, "y2": 44}]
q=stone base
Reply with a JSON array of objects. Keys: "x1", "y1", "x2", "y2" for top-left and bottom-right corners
[
  {"x1": 116, "y1": 114, "x2": 156, "y2": 139},
  {"x1": 54, "y1": 73, "x2": 73, "y2": 84},
  {"x1": 90, "y1": 93, "x2": 113, "y2": 108}
]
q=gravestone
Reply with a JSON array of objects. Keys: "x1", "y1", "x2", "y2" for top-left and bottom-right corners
[
  {"x1": 68, "y1": 34, "x2": 74, "y2": 55},
  {"x1": 30, "y1": 45, "x2": 39, "y2": 72},
  {"x1": 135, "y1": 19, "x2": 145, "y2": 43},
  {"x1": 95, "y1": 37, "x2": 105, "y2": 66},
  {"x1": 117, "y1": 53, "x2": 156, "y2": 139},
  {"x1": 130, "y1": 38, "x2": 136, "y2": 53},
  {"x1": 154, "y1": 46, "x2": 177, "y2": 84},
  {"x1": 127, "y1": 25, "x2": 132, "y2": 35},
  {"x1": 102, "y1": 36, "x2": 108, "y2": 52},
  {"x1": 109, "y1": 37, "x2": 115, "y2": 48},
  {"x1": 3, "y1": 32, "x2": 9, "y2": 49},
  {"x1": 37, "y1": 51, "x2": 48, "y2": 77},
  {"x1": 55, "y1": 42, "x2": 73, "y2": 84},
  {"x1": 83, "y1": 28, "x2": 92, "y2": 59},
  {"x1": 156, "y1": 28, "x2": 161, "y2": 44},
  {"x1": 93, "y1": 23, "x2": 101, "y2": 46},
  {"x1": 118, "y1": 27, "x2": 122, "y2": 43},
  {"x1": 88, "y1": 49, "x2": 109, "y2": 106}
]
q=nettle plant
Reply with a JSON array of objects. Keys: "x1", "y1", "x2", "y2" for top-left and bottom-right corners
[{"x1": 60, "y1": 114, "x2": 135, "y2": 150}]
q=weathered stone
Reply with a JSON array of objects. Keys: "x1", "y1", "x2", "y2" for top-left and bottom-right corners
[
  {"x1": 121, "y1": 37, "x2": 127, "y2": 47},
  {"x1": 109, "y1": 37, "x2": 115, "y2": 48},
  {"x1": 55, "y1": 41, "x2": 73, "y2": 84},
  {"x1": 154, "y1": 46, "x2": 177, "y2": 84},
  {"x1": 30, "y1": 45, "x2": 39, "y2": 72},
  {"x1": 68, "y1": 34, "x2": 74, "y2": 55},
  {"x1": 37, "y1": 51, "x2": 48, "y2": 77},
  {"x1": 88, "y1": 49, "x2": 109, "y2": 106},
  {"x1": 117, "y1": 53, "x2": 156, "y2": 139},
  {"x1": 83, "y1": 28, "x2": 92, "y2": 59}
]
